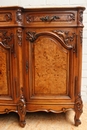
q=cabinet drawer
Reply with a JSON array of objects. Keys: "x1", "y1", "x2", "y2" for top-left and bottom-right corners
[
  {"x1": 0, "y1": 12, "x2": 12, "y2": 24},
  {"x1": 25, "y1": 11, "x2": 77, "y2": 27}
]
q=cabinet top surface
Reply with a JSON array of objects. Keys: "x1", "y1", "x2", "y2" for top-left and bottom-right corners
[{"x1": 0, "y1": 6, "x2": 85, "y2": 11}]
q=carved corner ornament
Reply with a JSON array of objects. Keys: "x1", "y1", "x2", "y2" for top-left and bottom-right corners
[
  {"x1": 0, "y1": 30, "x2": 14, "y2": 52},
  {"x1": 53, "y1": 30, "x2": 76, "y2": 45},
  {"x1": 5, "y1": 13, "x2": 12, "y2": 21},
  {"x1": 74, "y1": 93, "x2": 83, "y2": 126},
  {"x1": 17, "y1": 28, "x2": 22, "y2": 46},
  {"x1": 68, "y1": 13, "x2": 75, "y2": 21}
]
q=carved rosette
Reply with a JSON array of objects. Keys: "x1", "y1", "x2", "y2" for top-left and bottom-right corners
[
  {"x1": 26, "y1": 31, "x2": 37, "y2": 42},
  {"x1": 5, "y1": 13, "x2": 12, "y2": 21},
  {"x1": 0, "y1": 30, "x2": 14, "y2": 52},
  {"x1": 16, "y1": 9, "x2": 22, "y2": 23},
  {"x1": 26, "y1": 15, "x2": 34, "y2": 23},
  {"x1": 53, "y1": 30, "x2": 76, "y2": 45},
  {"x1": 17, "y1": 28, "x2": 22, "y2": 45},
  {"x1": 74, "y1": 94, "x2": 83, "y2": 126}
]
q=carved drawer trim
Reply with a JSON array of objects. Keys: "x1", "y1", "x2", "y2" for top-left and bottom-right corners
[{"x1": 0, "y1": 12, "x2": 12, "y2": 22}]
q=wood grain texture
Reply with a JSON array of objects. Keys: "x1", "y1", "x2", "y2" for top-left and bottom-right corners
[
  {"x1": 0, "y1": 6, "x2": 85, "y2": 127},
  {"x1": 34, "y1": 37, "x2": 68, "y2": 95},
  {"x1": 0, "y1": 46, "x2": 8, "y2": 95}
]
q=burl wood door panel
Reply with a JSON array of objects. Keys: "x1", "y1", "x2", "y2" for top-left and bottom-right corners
[
  {"x1": 0, "y1": 29, "x2": 14, "y2": 101},
  {"x1": 25, "y1": 29, "x2": 74, "y2": 104}
]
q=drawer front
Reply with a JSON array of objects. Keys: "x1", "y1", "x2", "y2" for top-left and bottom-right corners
[
  {"x1": 25, "y1": 11, "x2": 77, "y2": 27},
  {"x1": 0, "y1": 8, "x2": 23, "y2": 26},
  {"x1": 0, "y1": 12, "x2": 12, "y2": 24}
]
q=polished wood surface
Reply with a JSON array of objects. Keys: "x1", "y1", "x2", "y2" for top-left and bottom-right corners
[{"x1": 0, "y1": 6, "x2": 85, "y2": 127}]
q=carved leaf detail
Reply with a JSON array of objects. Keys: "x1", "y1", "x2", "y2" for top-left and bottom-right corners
[
  {"x1": 53, "y1": 30, "x2": 75, "y2": 45},
  {"x1": 0, "y1": 30, "x2": 14, "y2": 52},
  {"x1": 17, "y1": 28, "x2": 22, "y2": 45},
  {"x1": 26, "y1": 31, "x2": 37, "y2": 42}
]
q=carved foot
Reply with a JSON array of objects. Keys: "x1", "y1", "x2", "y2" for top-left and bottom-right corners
[
  {"x1": 18, "y1": 95, "x2": 26, "y2": 127},
  {"x1": 74, "y1": 94, "x2": 83, "y2": 126},
  {"x1": 74, "y1": 115, "x2": 81, "y2": 126},
  {"x1": 19, "y1": 120, "x2": 26, "y2": 127}
]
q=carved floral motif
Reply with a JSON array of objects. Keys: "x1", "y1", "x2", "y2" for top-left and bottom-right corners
[
  {"x1": 26, "y1": 13, "x2": 75, "y2": 23},
  {"x1": 0, "y1": 13, "x2": 12, "y2": 22},
  {"x1": 53, "y1": 30, "x2": 76, "y2": 45},
  {"x1": 26, "y1": 15, "x2": 34, "y2": 23},
  {"x1": 26, "y1": 31, "x2": 37, "y2": 42},
  {"x1": 0, "y1": 30, "x2": 13, "y2": 52},
  {"x1": 5, "y1": 13, "x2": 12, "y2": 21},
  {"x1": 17, "y1": 28, "x2": 22, "y2": 45},
  {"x1": 68, "y1": 13, "x2": 75, "y2": 21}
]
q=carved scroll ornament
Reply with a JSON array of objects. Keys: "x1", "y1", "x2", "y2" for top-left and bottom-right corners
[
  {"x1": 18, "y1": 87, "x2": 26, "y2": 127},
  {"x1": 26, "y1": 13, "x2": 75, "y2": 23},
  {"x1": 74, "y1": 93, "x2": 83, "y2": 126},
  {"x1": 67, "y1": 13, "x2": 75, "y2": 21},
  {"x1": 26, "y1": 31, "x2": 37, "y2": 42},
  {"x1": 0, "y1": 30, "x2": 13, "y2": 52},
  {"x1": 53, "y1": 30, "x2": 76, "y2": 45}
]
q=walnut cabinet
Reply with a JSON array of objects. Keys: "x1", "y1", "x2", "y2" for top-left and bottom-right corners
[{"x1": 0, "y1": 6, "x2": 85, "y2": 127}]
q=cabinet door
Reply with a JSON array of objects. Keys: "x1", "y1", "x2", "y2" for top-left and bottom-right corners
[
  {"x1": 0, "y1": 29, "x2": 15, "y2": 102},
  {"x1": 25, "y1": 28, "x2": 75, "y2": 106}
]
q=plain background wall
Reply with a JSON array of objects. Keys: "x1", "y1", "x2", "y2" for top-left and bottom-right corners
[{"x1": 0, "y1": 0, "x2": 87, "y2": 102}]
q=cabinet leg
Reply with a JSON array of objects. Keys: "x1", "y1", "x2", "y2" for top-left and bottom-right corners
[
  {"x1": 74, "y1": 94, "x2": 83, "y2": 126},
  {"x1": 18, "y1": 96, "x2": 26, "y2": 127}
]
